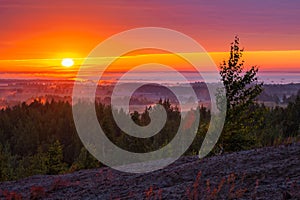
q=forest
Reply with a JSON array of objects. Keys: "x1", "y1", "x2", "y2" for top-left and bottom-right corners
[{"x1": 0, "y1": 95, "x2": 299, "y2": 181}]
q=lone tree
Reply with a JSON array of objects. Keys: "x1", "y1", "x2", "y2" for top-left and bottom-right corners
[
  {"x1": 218, "y1": 36, "x2": 264, "y2": 152},
  {"x1": 220, "y1": 36, "x2": 263, "y2": 110}
]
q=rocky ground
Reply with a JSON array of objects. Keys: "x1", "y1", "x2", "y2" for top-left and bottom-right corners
[{"x1": 0, "y1": 143, "x2": 299, "y2": 200}]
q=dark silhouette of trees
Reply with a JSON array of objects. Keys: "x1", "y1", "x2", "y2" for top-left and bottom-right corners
[
  {"x1": 218, "y1": 37, "x2": 264, "y2": 152},
  {"x1": 220, "y1": 36, "x2": 263, "y2": 110},
  {"x1": 0, "y1": 93, "x2": 299, "y2": 181}
]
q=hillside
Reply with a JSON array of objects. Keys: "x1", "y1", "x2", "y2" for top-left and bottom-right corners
[{"x1": 0, "y1": 143, "x2": 299, "y2": 200}]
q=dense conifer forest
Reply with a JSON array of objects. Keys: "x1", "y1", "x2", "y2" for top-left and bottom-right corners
[{"x1": 0, "y1": 96, "x2": 299, "y2": 181}]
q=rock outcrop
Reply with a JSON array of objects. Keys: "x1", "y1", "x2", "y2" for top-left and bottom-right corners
[{"x1": 0, "y1": 143, "x2": 299, "y2": 199}]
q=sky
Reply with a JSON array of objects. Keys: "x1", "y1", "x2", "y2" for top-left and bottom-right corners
[{"x1": 0, "y1": 0, "x2": 299, "y2": 80}]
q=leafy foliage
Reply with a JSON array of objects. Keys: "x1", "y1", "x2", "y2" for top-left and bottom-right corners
[
  {"x1": 219, "y1": 36, "x2": 263, "y2": 110},
  {"x1": 218, "y1": 37, "x2": 265, "y2": 152}
]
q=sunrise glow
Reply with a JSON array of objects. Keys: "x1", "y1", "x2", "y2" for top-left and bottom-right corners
[{"x1": 0, "y1": 1, "x2": 299, "y2": 80}]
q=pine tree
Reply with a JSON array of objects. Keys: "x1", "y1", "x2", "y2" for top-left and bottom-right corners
[
  {"x1": 220, "y1": 36, "x2": 263, "y2": 110},
  {"x1": 219, "y1": 37, "x2": 264, "y2": 152},
  {"x1": 47, "y1": 140, "x2": 67, "y2": 175}
]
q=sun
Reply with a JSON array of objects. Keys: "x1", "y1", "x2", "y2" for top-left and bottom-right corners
[{"x1": 61, "y1": 58, "x2": 74, "y2": 67}]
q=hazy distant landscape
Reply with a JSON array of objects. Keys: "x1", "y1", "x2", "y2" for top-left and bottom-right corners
[{"x1": 1, "y1": 78, "x2": 299, "y2": 110}]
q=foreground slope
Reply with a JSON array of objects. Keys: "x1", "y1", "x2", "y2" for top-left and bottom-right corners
[{"x1": 0, "y1": 143, "x2": 299, "y2": 199}]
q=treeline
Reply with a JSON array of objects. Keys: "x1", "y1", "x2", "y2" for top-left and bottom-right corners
[
  {"x1": 259, "y1": 89, "x2": 300, "y2": 104},
  {"x1": 0, "y1": 96, "x2": 299, "y2": 181}
]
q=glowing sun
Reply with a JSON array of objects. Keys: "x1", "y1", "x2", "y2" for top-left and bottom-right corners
[{"x1": 61, "y1": 58, "x2": 74, "y2": 67}]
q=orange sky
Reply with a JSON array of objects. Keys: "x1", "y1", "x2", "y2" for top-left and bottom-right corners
[{"x1": 0, "y1": 1, "x2": 299, "y2": 79}]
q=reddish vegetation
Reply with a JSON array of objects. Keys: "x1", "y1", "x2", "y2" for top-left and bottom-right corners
[
  {"x1": 1, "y1": 190, "x2": 22, "y2": 200},
  {"x1": 30, "y1": 186, "x2": 46, "y2": 199},
  {"x1": 0, "y1": 143, "x2": 299, "y2": 199}
]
